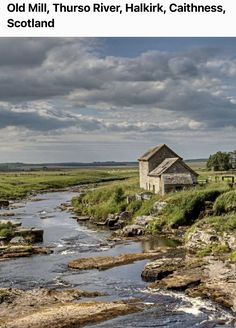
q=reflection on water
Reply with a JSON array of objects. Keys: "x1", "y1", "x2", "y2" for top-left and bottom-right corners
[{"x1": 141, "y1": 237, "x2": 181, "y2": 252}]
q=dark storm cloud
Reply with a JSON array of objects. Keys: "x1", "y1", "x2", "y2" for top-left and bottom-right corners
[
  {"x1": 0, "y1": 38, "x2": 62, "y2": 67},
  {"x1": 0, "y1": 38, "x2": 236, "y2": 133}
]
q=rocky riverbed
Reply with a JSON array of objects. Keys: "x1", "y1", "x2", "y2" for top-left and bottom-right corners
[
  {"x1": 0, "y1": 190, "x2": 235, "y2": 327},
  {"x1": 141, "y1": 248, "x2": 236, "y2": 312},
  {"x1": 0, "y1": 288, "x2": 142, "y2": 328}
]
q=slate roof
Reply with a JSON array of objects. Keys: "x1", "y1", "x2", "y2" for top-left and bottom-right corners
[
  {"x1": 162, "y1": 173, "x2": 195, "y2": 185},
  {"x1": 148, "y1": 157, "x2": 198, "y2": 177},
  {"x1": 148, "y1": 158, "x2": 179, "y2": 176},
  {"x1": 138, "y1": 144, "x2": 181, "y2": 161}
]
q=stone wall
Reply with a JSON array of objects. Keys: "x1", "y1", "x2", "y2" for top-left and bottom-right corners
[
  {"x1": 148, "y1": 146, "x2": 179, "y2": 172},
  {"x1": 148, "y1": 176, "x2": 161, "y2": 194},
  {"x1": 139, "y1": 145, "x2": 197, "y2": 195},
  {"x1": 139, "y1": 145, "x2": 179, "y2": 191},
  {"x1": 139, "y1": 161, "x2": 149, "y2": 189}
]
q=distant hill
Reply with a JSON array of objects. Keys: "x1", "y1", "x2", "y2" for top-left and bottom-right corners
[
  {"x1": 0, "y1": 158, "x2": 207, "y2": 172},
  {"x1": 0, "y1": 161, "x2": 138, "y2": 172},
  {"x1": 185, "y1": 158, "x2": 207, "y2": 163}
]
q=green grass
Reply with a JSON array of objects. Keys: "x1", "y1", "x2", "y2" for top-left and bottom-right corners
[
  {"x1": 0, "y1": 222, "x2": 15, "y2": 239},
  {"x1": 158, "y1": 184, "x2": 228, "y2": 228},
  {"x1": 189, "y1": 214, "x2": 236, "y2": 234},
  {"x1": 213, "y1": 190, "x2": 236, "y2": 214},
  {"x1": 230, "y1": 251, "x2": 236, "y2": 262},
  {"x1": 72, "y1": 177, "x2": 163, "y2": 222},
  {"x1": 0, "y1": 168, "x2": 138, "y2": 200},
  {"x1": 72, "y1": 178, "x2": 141, "y2": 221},
  {"x1": 196, "y1": 242, "x2": 230, "y2": 257}
]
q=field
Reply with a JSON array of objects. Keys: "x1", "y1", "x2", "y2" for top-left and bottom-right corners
[
  {"x1": 0, "y1": 168, "x2": 138, "y2": 200},
  {"x1": 0, "y1": 159, "x2": 236, "y2": 201}
]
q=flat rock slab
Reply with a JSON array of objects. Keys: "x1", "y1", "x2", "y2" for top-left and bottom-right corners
[
  {"x1": 1, "y1": 301, "x2": 141, "y2": 328},
  {"x1": 0, "y1": 246, "x2": 52, "y2": 260},
  {"x1": 141, "y1": 257, "x2": 184, "y2": 282},
  {"x1": 0, "y1": 288, "x2": 142, "y2": 328},
  {"x1": 150, "y1": 272, "x2": 202, "y2": 291},
  {"x1": 76, "y1": 216, "x2": 90, "y2": 222},
  {"x1": 68, "y1": 252, "x2": 160, "y2": 270}
]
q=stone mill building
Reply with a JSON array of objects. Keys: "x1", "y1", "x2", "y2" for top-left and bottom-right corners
[{"x1": 138, "y1": 144, "x2": 198, "y2": 195}]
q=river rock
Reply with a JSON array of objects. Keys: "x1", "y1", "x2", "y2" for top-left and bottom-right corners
[
  {"x1": 31, "y1": 228, "x2": 44, "y2": 242},
  {"x1": 9, "y1": 236, "x2": 27, "y2": 245},
  {"x1": 0, "y1": 289, "x2": 142, "y2": 328},
  {"x1": 76, "y1": 216, "x2": 90, "y2": 221},
  {"x1": 152, "y1": 201, "x2": 167, "y2": 213},
  {"x1": 106, "y1": 214, "x2": 119, "y2": 228},
  {"x1": 119, "y1": 211, "x2": 132, "y2": 221},
  {"x1": 135, "y1": 192, "x2": 152, "y2": 201},
  {"x1": 135, "y1": 215, "x2": 153, "y2": 226},
  {"x1": 121, "y1": 224, "x2": 145, "y2": 237},
  {"x1": 0, "y1": 245, "x2": 53, "y2": 259},
  {"x1": 68, "y1": 252, "x2": 159, "y2": 270},
  {"x1": 0, "y1": 212, "x2": 15, "y2": 217},
  {"x1": 186, "y1": 227, "x2": 236, "y2": 251},
  {"x1": 15, "y1": 227, "x2": 44, "y2": 243},
  {"x1": 185, "y1": 228, "x2": 219, "y2": 250},
  {"x1": 155, "y1": 272, "x2": 202, "y2": 291},
  {"x1": 141, "y1": 257, "x2": 183, "y2": 282},
  {"x1": 222, "y1": 232, "x2": 236, "y2": 250}
]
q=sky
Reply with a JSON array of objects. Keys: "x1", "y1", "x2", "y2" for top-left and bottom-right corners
[{"x1": 1, "y1": 37, "x2": 236, "y2": 163}]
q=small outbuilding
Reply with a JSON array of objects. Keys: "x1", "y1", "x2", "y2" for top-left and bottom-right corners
[{"x1": 138, "y1": 144, "x2": 198, "y2": 195}]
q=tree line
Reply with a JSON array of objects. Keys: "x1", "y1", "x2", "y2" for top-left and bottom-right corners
[{"x1": 207, "y1": 151, "x2": 236, "y2": 171}]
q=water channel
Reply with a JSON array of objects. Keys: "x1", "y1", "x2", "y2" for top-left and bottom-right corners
[{"x1": 0, "y1": 190, "x2": 234, "y2": 327}]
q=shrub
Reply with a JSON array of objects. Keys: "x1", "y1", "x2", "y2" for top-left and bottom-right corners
[
  {"x1": 114, "y1": 187, "x2": 124, "y2": 203},
  {"x1": 126, "y1": 199, "x2": 142, "y2": 213}
]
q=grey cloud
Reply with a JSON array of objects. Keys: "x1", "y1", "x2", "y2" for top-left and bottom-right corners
[{"x1": 1, "y1": 38, "x2": 236, "y2": 134}]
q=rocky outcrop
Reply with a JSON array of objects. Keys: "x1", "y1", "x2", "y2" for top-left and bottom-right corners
[
  {"x1": 135, "y1": 192, "x2": 152, "y2": 201},
  {"x1": 57, "y1": 202, "x2": 74, "y2": 212},
  {"x1": 144, "y1": 252, "x2": 236, "y2": 312},
  {"x1": 0, "y1": 288, "x2": 142, "y2": 328},
  {"x1": 157, "y1": 272, "x2": 202, "y2": 291},
  {"x1": 120, "y1": 224, "x2": 145, "y2": 237},
  {"x1": 0, "y1": 245, "x2": 52, "y2": 259},
  {"x1": 141, "y1": 257, "x2": 184, "y2": 282},
  {"x1": 185, "y1": 227, "x2": 236, "y2": 251},
  {"x1": 68, "y1": 252, "x2": 160, "y2": 270},
  {"x1": 152, "y1": 201, "x2": 167, "y2": 213},
  {"x1": 75, "y1": 216, "x2": 90, "y2": 222},
  {"x1": 134, "y1": 215, "x2": 153, "y2": 227},
  {"x1": 9, "y1": 237, "x2": 27, "y2": 245},
  {"x1": 15, "y1": 227, "x2": 43, "y2": 243}
]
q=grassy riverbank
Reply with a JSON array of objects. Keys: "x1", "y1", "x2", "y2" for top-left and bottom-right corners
[
  {"x1": 72, "y1": 178, "x2": 236, "y2": 252},
  {"x1": 0, "y1": 168, "x2": 137, "y2": 200},
  {"x1": 71, "y1": 177, "x2": 156, "y2": 221}
]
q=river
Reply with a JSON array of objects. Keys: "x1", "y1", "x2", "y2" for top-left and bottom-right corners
[{"x1": 0, "y1": 190, "x2": 235, "y2": 327}]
